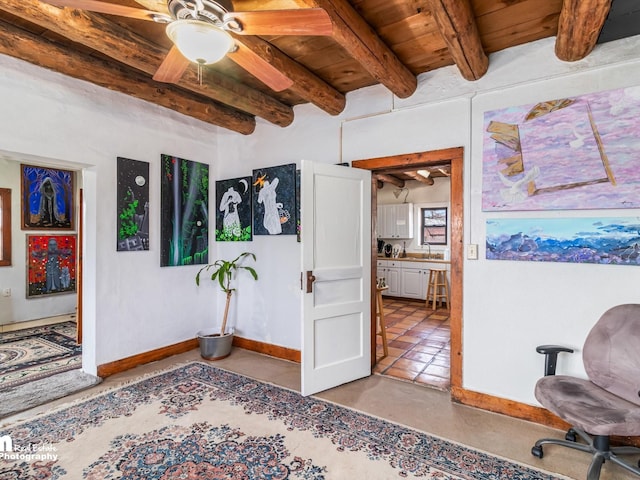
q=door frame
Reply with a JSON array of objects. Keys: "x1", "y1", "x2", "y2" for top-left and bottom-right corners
[{"x1": 352, "y1": 146, "x2": 464, "y2": 391}]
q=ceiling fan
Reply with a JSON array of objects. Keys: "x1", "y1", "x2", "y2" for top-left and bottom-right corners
[{"x1": 41, "y1": 0, "x2": 334, "y2": 90}]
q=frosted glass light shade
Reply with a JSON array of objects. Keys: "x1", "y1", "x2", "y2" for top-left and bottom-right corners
[{"x1": 166, "y1": 19, "x2": 233, "y2": 65}]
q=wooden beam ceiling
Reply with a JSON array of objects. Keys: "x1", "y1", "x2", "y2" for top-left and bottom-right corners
[{"x1": 556, "y1": 0, "x2": 613, "y2": 61}]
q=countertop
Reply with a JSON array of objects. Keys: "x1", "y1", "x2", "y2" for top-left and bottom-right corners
[{"x1": 377, "y1": 255, "x2": 450, "y2": 264}]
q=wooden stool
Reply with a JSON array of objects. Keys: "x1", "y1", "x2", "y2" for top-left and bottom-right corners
[
  {"x1": 376, "y1": 286, "x2": 389, "y2": 358},
  {"x1": 426, "y1": 269, "x2": 449, "y2": 310}
]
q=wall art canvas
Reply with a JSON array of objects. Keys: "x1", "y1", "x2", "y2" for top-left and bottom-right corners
[
  {"x1": 215, "y1": 176, "x2": 252, "y2": 241},
  {"x1": 27, "y1": 234, "x2": 76, "y2": 297},
  {"x1": 482, "y1": 85, "x2": 640, "y2": 211},
  {"x1": 21, "y1": 164, "x2": 74, "y2": 230},
  {"x1": 117, "y1": 157, "x2": 150, "y2": 251},
  {"x1": 296, "y1": 169, "x2": 301, "y2": 242},
  {"x1": 252, "y1": 163, "x2": 297, "y2": 236},
  {"x1": 160, "y1": 154, "x2": 209, "y2": 267},
  {"x1": 486, "y1": 217, "x2": 640, "y2": 265}
]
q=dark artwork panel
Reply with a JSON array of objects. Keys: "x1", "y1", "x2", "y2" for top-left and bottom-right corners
[
  {"x1": 160, "y1": 154, "x2": 209, "y2": 267},
  {"x1": 27, "y1": 234, "x2": 76, "y2": 298},
  {"x1": 296, "y1": 169, "x2": 301, "y2": 242},
  {"x1": 252, "y1": 163, "x2": 297, "y2": 236},
  {"x1": 21, "y1": 164, "x2": 74, "y2": 230},
  {"x1": 215, "y1": 176, "x2": 252, "y2": 241},
  {"x1": 117, "y1": 157, "x2": 150, "y2": 251}
]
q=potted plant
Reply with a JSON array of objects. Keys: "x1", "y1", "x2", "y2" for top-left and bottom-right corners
[{"x1": 195, "y1": 252, "x2": 258, "y2": 360}]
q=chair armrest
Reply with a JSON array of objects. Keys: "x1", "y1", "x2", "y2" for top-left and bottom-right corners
[{"x1": 536, "y1": 345, "x2": 574, "y2": 376}]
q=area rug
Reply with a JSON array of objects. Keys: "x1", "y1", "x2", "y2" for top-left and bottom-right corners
[
  {"x1": 0, "y1": 321, "x2": 81, "y2": 389},
  {"x1": 0, "y1": 362, "x2": 567, "y2": 479}
]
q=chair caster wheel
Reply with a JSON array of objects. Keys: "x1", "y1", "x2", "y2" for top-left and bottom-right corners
[
  {"x1": 565, "y1": 431, "x2": 577, "y2": 442},
  {"x1": 531, "y1": 446, "x2": 543, "y2": 458}
]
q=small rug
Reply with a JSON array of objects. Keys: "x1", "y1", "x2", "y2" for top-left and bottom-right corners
[
  {"x1": 0, "y1": 322, "x2": 81, "y2": 389},
  {"x1": 0, "y1": 362, "x2": 567, "y2": 479}
]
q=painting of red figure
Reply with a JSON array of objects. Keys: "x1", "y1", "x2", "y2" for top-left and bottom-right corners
[{"x1": 27, "y1": 235, "x2": 76, "y2": 298}]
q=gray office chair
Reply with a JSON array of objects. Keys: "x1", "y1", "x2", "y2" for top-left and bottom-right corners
[{"x1": 531, "y1": 304, "x2": 640, "y2": 480}]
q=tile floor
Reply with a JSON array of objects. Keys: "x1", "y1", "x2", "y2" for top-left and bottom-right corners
[{"x1": 374, "y1": 296, "x2": 450, "y2": 390}]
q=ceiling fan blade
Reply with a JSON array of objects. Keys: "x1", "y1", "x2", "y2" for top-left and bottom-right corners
[
  {"x1": 42, "y1": 0, "x2": 162, "y2": 21},
  {"x1": 227, "y1": 42, "x2": 293, "y2": 92},
  {"x1": 226, "y1": 9, "x2": 333, "y2": 36},
  {"x1": 153, "y1": 46, "x2": 190, "y2": 83}
]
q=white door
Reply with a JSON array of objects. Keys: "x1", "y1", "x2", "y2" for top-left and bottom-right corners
[{"x1": 301, "y1": 160, "x2": 372, "y2": 396}]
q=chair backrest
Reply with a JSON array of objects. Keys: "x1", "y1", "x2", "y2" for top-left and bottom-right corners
[{"x1": 583, "y1": 303, "x2": 640, "y2": 407}]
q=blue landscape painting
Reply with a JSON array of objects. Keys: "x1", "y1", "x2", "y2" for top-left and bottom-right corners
[{"x1": 486, "y1": 217, "x2": 640, "y2": 265}]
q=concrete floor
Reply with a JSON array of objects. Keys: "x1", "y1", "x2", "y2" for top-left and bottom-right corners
[{"x1": 4, "y1": 348, "x2": 639, "y2": 480}]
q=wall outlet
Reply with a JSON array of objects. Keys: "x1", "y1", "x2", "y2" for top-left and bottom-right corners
[
  {"x1": 2, "y1": 288, "x2": 11, "y2": 297},
  {"x1": 467, "y1": 244, "x2": 478, "y2": 260}
]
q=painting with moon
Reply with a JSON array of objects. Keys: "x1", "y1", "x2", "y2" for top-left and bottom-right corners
[
  {"x1": 215, "y1": 176, "x2": 252, "y2": 241},
  {"x1": 160, "y1": 154, "x2": 209, "y2": 267},
  {"x1": 117, "y1": 157, "x2": 150, "y2": 251},
  {"x1": 482, "y1": 85, "x2": 640, "y2": 211},
  {"x1": 252, "y1": 163, "x2": 297, "y2": 236}
]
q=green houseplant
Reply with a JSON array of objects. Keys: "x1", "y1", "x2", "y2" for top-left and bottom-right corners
[{"x1": 195, "y1": 252, "x2": 258, "y2": 360}]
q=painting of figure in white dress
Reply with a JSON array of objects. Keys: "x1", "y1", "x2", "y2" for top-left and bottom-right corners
[
  {"x1": 252, "y1": 164, "x2": 297, "y2": 236},
  {"x1": 215, "y1": 176, "x2": 252, "y2": 241}
]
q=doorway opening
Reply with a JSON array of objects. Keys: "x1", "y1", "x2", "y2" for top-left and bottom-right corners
[{"x1": 352, "y1": 147, "x2": 464, "y2": 393}]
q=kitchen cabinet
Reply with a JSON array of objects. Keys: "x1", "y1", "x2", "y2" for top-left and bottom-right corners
[
  {"x1": 376, "y1": 260, "x2": 401, "y2": 296},
  {"x1": 400, "y1": 266, "x2": 429, "y2": 300},
  {"x1": 377, "y1": 203, "x2": 414, "y2": 239}
]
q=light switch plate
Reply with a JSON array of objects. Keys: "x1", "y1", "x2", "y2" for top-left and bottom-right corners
[{"x1": 467, "y1": 244, "x2": 478, "y2": 260}]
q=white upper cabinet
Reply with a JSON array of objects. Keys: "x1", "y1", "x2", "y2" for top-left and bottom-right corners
[{"x1": 377, "y1": 203, "x2": 414, "y2": 239}]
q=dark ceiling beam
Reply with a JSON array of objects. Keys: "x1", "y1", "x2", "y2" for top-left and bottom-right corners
[
  {"x1": 375, "y1": 174, "x2": 405, "y2": 188},
  {"x1": 302, "y1": 0, "x2": 417, "y2": 99},
  {"x1": 555, "y1": 0, "x2": 613, "y2": 61},
  {"x1": 404, "y1": 171, "x2": 435, "y2": 186},
  {"x1": 0, "y1": 21, "x2": 256, "y2": 133},
  {"x1": 556, "y1": 0, "x2": 611, "y2": 62},
  {"x1": 1, "y1": 0, "x2": 295, "y2": 128},
  {"x1": 427, "y1": 0, "x2": 488, "y2": 81},
  {"x1": 233, "y1": 35, "x2": 346, "y2": 115}
]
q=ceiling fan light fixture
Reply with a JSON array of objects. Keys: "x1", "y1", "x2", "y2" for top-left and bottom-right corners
[{"x1": 166, "y1": 19, "x2": 233, "y2": 65}]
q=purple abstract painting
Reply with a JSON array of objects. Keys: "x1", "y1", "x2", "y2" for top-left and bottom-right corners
[{"x1": 482, "y1": 85, "x2": 640, "y2": 211}]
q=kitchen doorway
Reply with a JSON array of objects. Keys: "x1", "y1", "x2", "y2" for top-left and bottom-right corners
[{"x1": 352, "y1": 146, "x2": 464, "y2": 394}]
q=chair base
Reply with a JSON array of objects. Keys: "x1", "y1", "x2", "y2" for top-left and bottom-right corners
[{"x1": 531, "y1": 428, "x2": 640, "y2": 480}]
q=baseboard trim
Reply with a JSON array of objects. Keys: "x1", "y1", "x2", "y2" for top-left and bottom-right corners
[
  {"x1": 232, "y1": 336, "x2": 301, "y2": 363},
  {"x1": 97, "y1": 338, "x2": 198, "y2": 378},
  {"x1": 96, "y1": 336, "x2": 300, "y2": 378},
  {"x1": 451, "y1": 385, "x2": 640, "y2": 447}
]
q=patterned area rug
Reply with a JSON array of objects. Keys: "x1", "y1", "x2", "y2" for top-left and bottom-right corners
[
  {"x1": 0, "y1": 322, "x2": 81, "y2": 390},
  {"x1": 0, "y1": 362, "x2": 567, "y2": 479}
]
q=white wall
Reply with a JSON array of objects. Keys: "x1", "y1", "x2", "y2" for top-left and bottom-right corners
[
  {"x1": 0, "y1": 54, "x2": 219, "y2": 374},
  {"x1": 217, "y1": 35, "x2": 640, "y2": 406}
]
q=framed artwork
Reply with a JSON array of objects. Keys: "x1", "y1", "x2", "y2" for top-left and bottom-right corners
[
  {"x1": 27, "y1": 234, "x2": 77, "y2": 298},
  {"x1": 215, "y1": 176, "x2": 252, "y2": 242},
  {"x1": 21, "y1": 164, "x2": 74, "y2": 230},
  {"x1": 421, "y1": 207, "x2": 447, "y2": 245},
  {"x1": 296, "y1": 169, "x2": 301, "y2": 242},
  {"x1": 482, "y1": 85, "x2": 640, "y2": 211},
  {"x1": 117, "y1": 157, "x2": 150, "y2": 251},
  {"x1": 486, "y1": 216, "x2": 640, "y2": 265},
  {"x1": 160, "y1": 154, "x2": 209, "y2": 267},
  {"x1": 252, "y1": 163, "x2": 297, "y2": 236}
]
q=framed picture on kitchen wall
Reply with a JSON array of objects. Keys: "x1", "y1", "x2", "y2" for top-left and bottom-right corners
[
  {"x1": 21, "y1": 164, "x2": 74, "y2": 230},
  {"x1": 252, "y1": 163, "x2": 297, "y2": 236},
  {"x1": 26, "y1": 234, "x2": 76, "y2": 298}
]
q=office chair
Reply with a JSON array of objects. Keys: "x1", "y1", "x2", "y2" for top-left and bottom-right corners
[{"x1": 531, "y1": 304, "x2": 640, "y2": 480}]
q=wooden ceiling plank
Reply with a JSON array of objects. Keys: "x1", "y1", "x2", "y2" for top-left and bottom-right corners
[
  {"x1": 302, "y1": 0, "x2": 417, "y2": 99},
  {"x1": 234, "y1": 34, "x2": 346, "y2": 115},
  {"x1": 0, "y1": 0, "x2": 294, "y2": 128},
  {"x1": 0, "y1": 21, "x2": 255, "y2": 134},
  {"x1": 427, "y1": 0, "x2": 488, "y2": 81},
  {"x1": 555, "y1": 0, "x2": 612, "y2": 61}
]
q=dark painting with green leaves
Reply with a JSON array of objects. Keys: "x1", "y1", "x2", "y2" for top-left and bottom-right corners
[
  {"x1": 215, "y1": 176, "x2": 252, "y2": 241},
  {"x1": 117, "y1": 157, "x2": 149, "y2": 251},
  {"x1": 160, "y1": 154, "x2": 209, "y2": 266}
]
